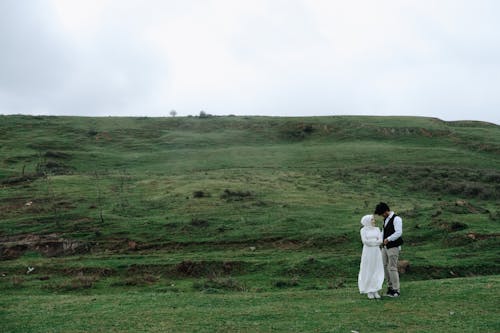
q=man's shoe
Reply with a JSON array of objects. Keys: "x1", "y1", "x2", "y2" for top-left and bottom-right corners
[
  {"x1": 387, "y1": 290, "x2": 400, "y2": 297},
  {"x1": 385, "y1": 288, "x2": 394, "y2": 296}
]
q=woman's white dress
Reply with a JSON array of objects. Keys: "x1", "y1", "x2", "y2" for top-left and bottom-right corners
[{"x1": 358, "y1": 226, "x2": 384, "y2": 294}]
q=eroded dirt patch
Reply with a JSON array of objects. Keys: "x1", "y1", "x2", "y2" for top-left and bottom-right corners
[{"x1": 0, "y1": 233, "x2": 90, "y2": 260}]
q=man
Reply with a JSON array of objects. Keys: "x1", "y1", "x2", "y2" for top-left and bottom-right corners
[{"x1": 374, "y1": 202, "x2": 403, "y2": 297}]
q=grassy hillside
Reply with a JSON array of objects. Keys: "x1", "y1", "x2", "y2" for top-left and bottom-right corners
[{"x1": 1, "y1": 115, "x2": 499, "y2": 332}]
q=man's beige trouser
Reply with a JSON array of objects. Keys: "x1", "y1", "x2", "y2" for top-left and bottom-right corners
[{"x1": 382, "y1": 247, "x2": 400, "y2": 291}]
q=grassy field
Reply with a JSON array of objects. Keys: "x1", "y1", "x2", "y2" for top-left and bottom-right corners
[
  {"x1": 1, "y1": 115, "x2": 499, "y2": 332},
  {"x1": 1, "y1": 276, "x2": 498, "y2": 332}
]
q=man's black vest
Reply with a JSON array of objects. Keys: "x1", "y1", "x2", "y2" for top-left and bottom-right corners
[{"x1": 383, "y1": 213, "x2": 403, "y2": 248}]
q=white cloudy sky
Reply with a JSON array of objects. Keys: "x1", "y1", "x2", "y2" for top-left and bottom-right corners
[{"x1": 1, "y1": 0, "x2": 499, "y2": 123}]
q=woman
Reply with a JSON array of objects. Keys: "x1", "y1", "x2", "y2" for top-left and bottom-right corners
[{"x1": 358, "y1": 214, "x2": 384, "y2": 299}]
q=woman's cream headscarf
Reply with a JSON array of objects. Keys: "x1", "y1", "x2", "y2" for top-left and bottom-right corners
[{"x1": 360, "y1": 214, "x2": 374, "y2": 227}]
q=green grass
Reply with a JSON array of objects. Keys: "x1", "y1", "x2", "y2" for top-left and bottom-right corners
[
  {"x1": 1, "y1": 115, "x2": 499, "y2": 331},
  {"x1": 1, "y1": 276, "x2": 498, "y2": 332}
]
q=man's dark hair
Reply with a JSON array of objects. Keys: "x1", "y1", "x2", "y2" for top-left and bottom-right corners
[{"x1": 374, "y1": 202, "x2": 390, "y2": 215}]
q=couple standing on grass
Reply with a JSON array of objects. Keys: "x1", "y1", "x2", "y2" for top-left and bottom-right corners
[{"x1": 358, "y1": 202, "x2": 403, "y2": 299}]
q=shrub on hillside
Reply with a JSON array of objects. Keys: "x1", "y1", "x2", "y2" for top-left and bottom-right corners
[
  {"x1": 220, "y1": 189, "x2": 253, "y2": 201},
  {"x1": 273, "y1": 276, "x2": 300, "y2": 288},
  {"x1": 280, "y1": 123, "x2": 315, "y2": 140},
  {"x1": 193, "y1": 191, "x2": 209, "y2": 198},
  {"x1": 190, "y1": 218, "x2": 209, "y2": 227}
]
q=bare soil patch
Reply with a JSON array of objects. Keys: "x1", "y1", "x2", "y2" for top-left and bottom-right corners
[{"x1": 0, "y1": 233, "x2": 90, "y2": 260}]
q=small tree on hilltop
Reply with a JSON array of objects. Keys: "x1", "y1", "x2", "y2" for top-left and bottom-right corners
[
  {"x1": 199, "y1": 110, "x2": 212, "y2": 118},
  {"x1": 169, "y1": 110, "x2": 177, "y2": 117}
]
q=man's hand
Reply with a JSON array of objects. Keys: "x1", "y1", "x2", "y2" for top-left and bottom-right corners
[{"x1": 383, "y1": 239, "x2": 389, "y2": 245}]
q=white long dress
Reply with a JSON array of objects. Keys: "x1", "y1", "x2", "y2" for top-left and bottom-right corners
[{"x1": 358, "y1": 226, "x2": 384, "y2": 294}]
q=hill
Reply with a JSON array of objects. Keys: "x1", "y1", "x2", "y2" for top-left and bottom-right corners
[{"x1": 0, "y1": 115, "x2": 499, "y2": 332}]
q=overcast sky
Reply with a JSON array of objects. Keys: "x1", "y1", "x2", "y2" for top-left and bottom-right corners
[{"x1": 1, "y1": 0, "x2": 499, "y2": 124}]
